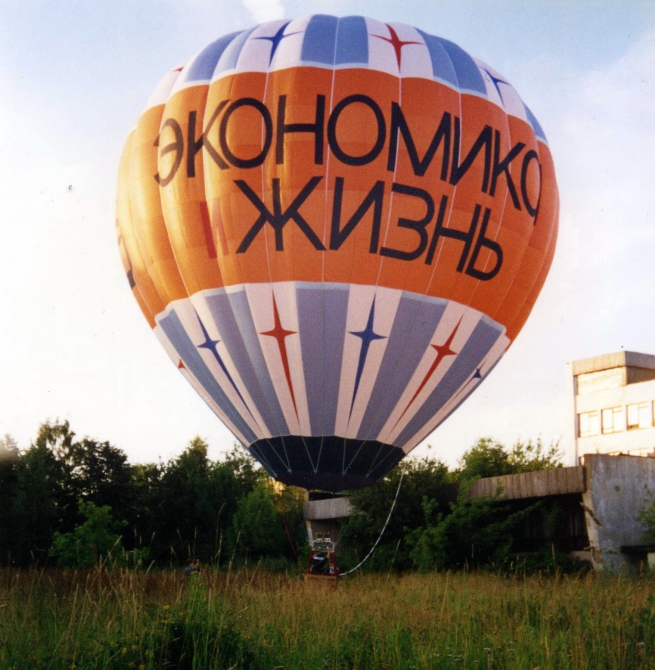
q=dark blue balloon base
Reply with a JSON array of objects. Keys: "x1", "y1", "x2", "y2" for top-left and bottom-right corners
[{"x1": 247, "y1": 436, "x2": 404, "y2": 492}]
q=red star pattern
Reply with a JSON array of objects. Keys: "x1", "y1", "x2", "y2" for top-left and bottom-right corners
[
  {"x1": 394, "y1": 318, "x2": 462, "y2": 427},
  {"x1": 373, "y1": 24, "x2": 421, "y2": 70},
  {"x1": 260, "y1": 295, "x2": 298, "y2": 417}
]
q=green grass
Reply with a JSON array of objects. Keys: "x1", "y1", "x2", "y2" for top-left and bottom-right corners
[{"x1": 2, "y1": 567, "x2": 655, "y2": 669}]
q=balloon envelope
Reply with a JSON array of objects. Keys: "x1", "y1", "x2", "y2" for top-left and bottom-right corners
[{"x1": 117, "y1": 16, "x2": 558, "y2": 492}]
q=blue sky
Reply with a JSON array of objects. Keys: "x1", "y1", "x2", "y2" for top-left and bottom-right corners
[{"x1": 1, "y1": 0, "x2": 654, "y2": 467}]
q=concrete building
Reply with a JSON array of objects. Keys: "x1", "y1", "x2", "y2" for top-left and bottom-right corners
[
  {"x1": 304, "y1": 455, "x2": 655, "y2": 572},
  {"x1": 568, "y1": 351, "x2": 655, "y2": 463},
  {"x1": 304, "y1": 352, "x2": 655, "y2": 572}
]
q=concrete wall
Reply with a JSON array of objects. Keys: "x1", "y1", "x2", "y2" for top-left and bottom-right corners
[
  {"x1": 304, "y1": 496, "x2": 353, "y2": 520},
  {"x1": 469, "y1": 466, "x2": 585, "y2": 500},
  {"x1": 572, "y1": 351, "x2": 655, "y2": 376},
  {"x1": 581, "y1": 454, "x2": 655, "y2": 571}
]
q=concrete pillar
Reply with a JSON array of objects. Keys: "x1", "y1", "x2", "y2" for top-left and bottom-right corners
[
  {"x1": 565, "y1": 362, "x2": 578, "y2": 464},
  {"x1": 581, "y1": 454, "x2": 655, "y2": 571}
]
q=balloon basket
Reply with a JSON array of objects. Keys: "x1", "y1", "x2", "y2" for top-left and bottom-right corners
[{"x1": 304, "y1": 538, "x2": 339, "y2": 588}]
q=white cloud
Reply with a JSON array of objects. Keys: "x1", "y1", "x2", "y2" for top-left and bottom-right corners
[{"x1": 242, "y1": 0, "x2": 285, "y2": 23}]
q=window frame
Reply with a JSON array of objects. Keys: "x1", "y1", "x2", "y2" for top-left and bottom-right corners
[
  {"x1": 579, "y1": 410, "x2": 600, "y2": 438},
  {"x1": 627, "y1": 401, "x2": 652, "y2": 430},
  {"x1": 601, "y1": 406, "x2": 624, "y2": 434}
]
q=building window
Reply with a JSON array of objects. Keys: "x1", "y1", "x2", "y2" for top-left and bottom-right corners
[
  {"x1": 579, "y1": 410, "x2": 600, "y2": 437},
  {"x1": 602, "y1": 406, "x2": 624, "y2": 434},
  {"x1": 627, "y1": 402, "x2": 652, "y2": 430}
]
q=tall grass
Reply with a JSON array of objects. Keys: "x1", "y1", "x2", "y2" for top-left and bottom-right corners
[{"x1": 1, "y1": 566, "x2": 655, "y2": 669}]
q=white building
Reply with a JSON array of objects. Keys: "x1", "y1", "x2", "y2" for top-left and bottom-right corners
[{"x1": 568, "y1": 351, "x2": 655, "y2": 463}]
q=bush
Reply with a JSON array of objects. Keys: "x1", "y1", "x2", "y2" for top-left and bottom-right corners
[
  {"x1": 408, "y1": 489, "x2": 537, "y2": 571},
  {"x1": 51, "y1": 501, "x2": 126, "y2": 568}
]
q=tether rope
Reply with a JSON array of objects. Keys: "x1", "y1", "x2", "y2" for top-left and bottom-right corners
[{"x1": 340, "y1": 470, "x2": 404, "y2": 577}]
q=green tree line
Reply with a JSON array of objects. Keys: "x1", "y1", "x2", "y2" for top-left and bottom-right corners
[
  {"x1": 1, "y1": 422, "x2": 570, "y2": 572},
  {"x1": 0, "y1": 422, "x2": 306, "y2": 569}
]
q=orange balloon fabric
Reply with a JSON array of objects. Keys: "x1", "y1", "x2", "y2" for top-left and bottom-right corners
[{"x1": 117, "y1": 16, "x2": 558, "y2": 491}]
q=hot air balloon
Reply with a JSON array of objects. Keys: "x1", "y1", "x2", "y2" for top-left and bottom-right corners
[{"x1": 117, "y1": 15, "x2": 558, "y2": 493}]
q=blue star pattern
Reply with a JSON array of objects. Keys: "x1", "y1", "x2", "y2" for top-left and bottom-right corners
[
  {"x1": 348, "y1": 299, "x2": 387, "y2": 416},
  {"x1": 255, "y1": 22, "x2": 299, "y2": 65},
  {"x1": 168, "y1": 16, "x2": 548, "y2": 142},
  {"x1": 196, "y1": 314, "x2": 248, "y2": 408},
  {"x1": 481, "y1": 67, "x2": 509, "y2": 103}
]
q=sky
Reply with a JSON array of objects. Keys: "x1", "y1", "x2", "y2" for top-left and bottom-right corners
[{"x1": 1, "y1": 0, "x2": 654, "y2": 469}]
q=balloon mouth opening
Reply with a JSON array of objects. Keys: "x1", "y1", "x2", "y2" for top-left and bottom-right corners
[
  {"x1": 248, "y1": 435, "x2": 405, "y2": 492},
  {"x1": 274, "y1": 470, "x2": 375, "y2": 493}
]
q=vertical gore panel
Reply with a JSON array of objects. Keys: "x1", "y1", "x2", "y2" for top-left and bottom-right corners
[
  {"x1": 227, "y1": 289, "x2": 290, "y2": 437},
  {"x1": 301, "y1": 15, "x2": 338, "y2": 64},
  {"x1": 416, "y1": 30, "x2": 458, "y2": 87},
  {"x1": 395, "y1": 316, "x2": 503, "y2": 446},
  {"x1": 204, "y1": 290, "x2": 280, "y2": 437},
  {"x1": 358, "y1": 294, "x2": 447, "y2": 440},
  {"x1": 435, "y1": 37, "x2": 487, "y2": 94},
  {"x1": 158, "y1": 310, "x2": 258, "y2": 443},
  {"x1": 523, "y1": 103, "x2": 547, "y2": 142},
  {"x1": 297, "y1": 283, "x2": 349, "y2": 435},
  {"x1": 213, "y1": 28, "x2": 254, "y2": 76},
  {"x1": 335, "y1": 16, "x2": 369, "y2": 65},
  {"x1": 183, "y1": 32, "x2": 243, "y2": 84}
]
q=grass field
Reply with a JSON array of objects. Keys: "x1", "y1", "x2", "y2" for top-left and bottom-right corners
[{"x1": 2, "y1": 566, "x2": 655, "y2": 669}]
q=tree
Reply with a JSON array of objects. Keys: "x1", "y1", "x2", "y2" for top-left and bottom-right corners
[
  {"x1": 24, "y1": 421, "x2": 136, "y2": 533},
  {"x1": 506, "y1": 438, "x2": 563, "y2": 473},
  {"x1": 13, "y1": 437, "x2": 62, "y2": 564},
  {"x1": 232, "y1": 480, "x2": 288, "y2": 560},
  {"x1": 340, "y1": 457, "x2": 453, "y2": 570},
  {"x1": 30, "y1": 421, "x2": 79, "y2": 532},
  {"x1": 224, "y1": 443, "x2": 266, "y2": 493},
  {"x1": 68, "y1": 436, "x2": 135, "y2": 521},
  {"x1": 230, "y1": 478, "x2": 305, "y2": 564},
  {"x1": 150, "y1": 437, "x2": 254, "y2": 564},
  {"x1": 128, "y1": 461, "x2": 164, "y2": 556},
  {"x1": 153, "y1": 437, "x2": 214, "y2": 561},
  {"x1": 457, "y1": 437, "x2": 562, "y2": 481},
  {"x1": 457, "y1": 438, "x2": 512, "y2": 480},
  {"x1": 0, "y1": 434, "x2": 19, "y2": 460},
  {"x1": 0, "y1": 435, "x2": 20, "y2": 563},
  {"x1": 51, "y1": 501, "x2": 125, "y2": 568}
]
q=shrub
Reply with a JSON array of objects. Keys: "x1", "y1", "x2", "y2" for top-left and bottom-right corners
[
  {"x1": 408, "y1": 489, "x2": 537, "y2": 570},
  {"x1": 51, "y1": 501, "x2": 125, "y2": 568}
]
